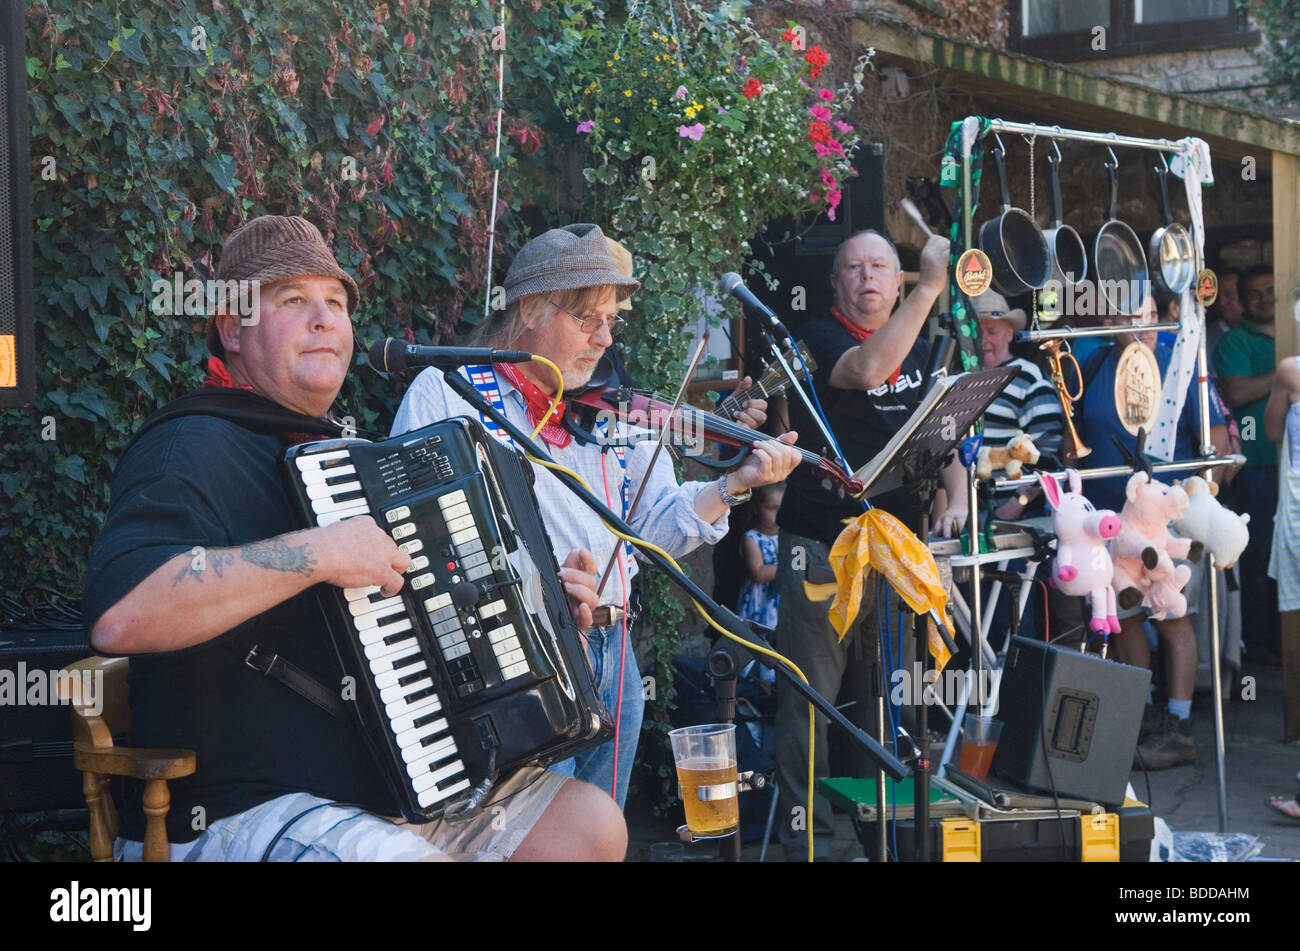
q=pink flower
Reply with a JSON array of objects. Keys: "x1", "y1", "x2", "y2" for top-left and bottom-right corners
[
  {"x1": 678, "y1": 123, "x2": 705, "y2": 140},
  {"x1": 402, "y1": 31, "x2": 415, "y2": 47},
  {"x1": 819, "y1": 167, "x2": 836, "y2": 187},
  {"x1": 809, "y1": 190, "x2": 821, "y2": 204},
  {"x1": 818, "y1": 88, "x2": 834, "y2": 101},
  {"x1": 827, "y1": 188, "x2": 842, "y2": 208},
  {"x1": 813, "y1": 140, "x2": 845, "y2": 157},
  {"x1": 674, "y1": 85, "x2": 688, "y2": 99},
  {"x1": 576, "y1": 119, "x2": 595, "y2": 134},
  {"x1": 809, "y1": 104, "x2": 831, "y2": 121},
  {"x1": 834, "y1": 120, "x2": 854, "y2": 134}
]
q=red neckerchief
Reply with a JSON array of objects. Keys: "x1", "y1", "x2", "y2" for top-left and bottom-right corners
[
  {"x1": 203, "y1": 355, "x2": 255, "y2": 391},
  {"x1": 203, "y1": 355, "x2": 322, "y2": 445},
  {"x1": 830, "y1": 306, "x2": 901, "y2": 385},
  {"x1": 495, "y1": 362, "x2": 570, "y2": 447}
]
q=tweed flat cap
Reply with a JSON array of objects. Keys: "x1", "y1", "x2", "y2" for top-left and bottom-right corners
[
  {"x1": 503, "y1": 223, "x2": 640, "y2": 307},
  {"x1": 206, "y1": 216, "x2": 360, "y2": 356},
  {"x1": 605, "y1": 237, "x2": 636, "y2": 311}
]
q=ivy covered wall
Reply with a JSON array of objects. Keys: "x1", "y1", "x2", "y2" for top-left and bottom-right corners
[{"x1": 2, "y1": 0, "x2": 553, "y2": 594}]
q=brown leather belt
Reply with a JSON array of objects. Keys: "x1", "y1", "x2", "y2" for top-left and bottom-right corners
[{"x1": 591, "y1": 605, "x2": 632, "y2": 628}]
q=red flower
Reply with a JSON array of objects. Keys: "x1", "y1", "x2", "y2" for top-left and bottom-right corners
[
  {"x1": 781, "y1": 28, "x2": 796, "y2": 42},
  {"x1": 807, "y1": 120, "x2": 832, "y2": 144},
  {"x1": 742, "y1": 78, "x2": 763, "y2": 98},
  {"x1": 365, "y1": 114, "x2": 386, "y2": 136},
  {"x1": 402, "y1": 31, "x2": 415, "y2": 47},
  {"x1": 804, "y1": 44, "x2": 829, "y2": 80}
]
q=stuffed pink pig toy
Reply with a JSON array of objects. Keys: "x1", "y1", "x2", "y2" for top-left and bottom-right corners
[
  {"x1": 1038, "y1": 469, "x2": 1122, "y2": 634},
  {"x1": 1110, "y1": 472, "x2": 1203, "y2": 620}
]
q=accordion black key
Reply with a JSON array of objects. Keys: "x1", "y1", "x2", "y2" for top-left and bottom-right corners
[{"x1": 283, "y1": 416, "x2": 612, "y2": 821}]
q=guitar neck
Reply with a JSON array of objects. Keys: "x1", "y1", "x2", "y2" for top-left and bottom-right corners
[
  {"x1": 716, "y1": 381, "x2": 770, "y2": 422},
  {"x1": 713, "y1": 343, "x2": 814, "y2": 423}
]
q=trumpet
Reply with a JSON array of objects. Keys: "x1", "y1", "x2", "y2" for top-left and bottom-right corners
[{"x1": 1039, "y1": 338, "x2": 1092, "y2": 460}]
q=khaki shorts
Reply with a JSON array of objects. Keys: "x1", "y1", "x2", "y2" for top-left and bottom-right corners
[{"x1": 114, "y1": 767, "x2": 567, "y2": 862}]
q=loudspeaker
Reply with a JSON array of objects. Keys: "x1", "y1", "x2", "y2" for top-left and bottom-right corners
[
  {"x1": 0, "y1": 0, "x2": 35, "y2": 408},
  {"x1": 748, "y1": 143, "x2": 886, "y2": 331},
  {"x1": 991, "y1": 636, "x2": 1150, "y2": 807},
  {"x1": 0, "y1": 624, "x2": 99, "y2": 812}
]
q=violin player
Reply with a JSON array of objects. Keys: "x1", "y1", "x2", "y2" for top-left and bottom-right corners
[{"x1": 391, "y1": 223, "x2": 802, "y2": 809}]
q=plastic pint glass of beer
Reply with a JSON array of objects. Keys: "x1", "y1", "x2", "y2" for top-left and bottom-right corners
[{"x1": 668, "y1": 723, "x2": 739, "y2": 838}]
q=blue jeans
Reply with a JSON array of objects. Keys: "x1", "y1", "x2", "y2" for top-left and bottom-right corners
[{"x1": 548, "y1": 621, "x2": 644, "y2": 809}]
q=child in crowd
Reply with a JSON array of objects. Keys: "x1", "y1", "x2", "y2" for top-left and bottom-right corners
[{"x1": 738, "y1": 483, "x2": 784, "y2": 682}]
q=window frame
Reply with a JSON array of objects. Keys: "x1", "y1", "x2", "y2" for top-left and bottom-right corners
[{"x1": 1008, "y1": 0, "x2": 1258, "y2": 61}]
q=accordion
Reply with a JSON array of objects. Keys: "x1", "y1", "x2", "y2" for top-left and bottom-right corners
[{"x1": 283, "y1": 416, "x2": 612, "y2": 822}]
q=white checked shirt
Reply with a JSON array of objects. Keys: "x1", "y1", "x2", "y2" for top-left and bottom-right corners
[{"x1": 390, "y1": 366, "x2": 729, "y2": 607}]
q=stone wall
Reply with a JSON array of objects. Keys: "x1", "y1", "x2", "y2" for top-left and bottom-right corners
[{"x1": 1081, "y1": 42, "x2": 1276, "y2": 113}]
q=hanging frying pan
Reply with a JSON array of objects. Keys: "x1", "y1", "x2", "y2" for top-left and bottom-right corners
[
  {"x1": 1043, "y1": 142, "x2": 1088, "y2": 287},
  {"x1": 1147, "y1": 159, "x2": 1196, "y2": 297},
  {"x1": 977, "y1": 137, "x2": 1051, "y2": 296},
  {"x1": 1093, "y1": 148, "x2": 1148, "y2": 316}
]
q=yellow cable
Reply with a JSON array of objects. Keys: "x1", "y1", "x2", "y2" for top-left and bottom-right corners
[
  {"x1": 527, "y1": 451, "x2": 818, "y2": 861},
  {"x1": 526, "y1": 355, "x2": 565, "y2": 441}
]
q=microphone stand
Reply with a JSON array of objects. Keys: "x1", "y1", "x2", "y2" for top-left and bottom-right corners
[
  {"x1": 439, "y1": 367, "x2": 911, "y2": 803},
  {"x1": 755, "y1": 322, "x2": 855, "y2": 476}
]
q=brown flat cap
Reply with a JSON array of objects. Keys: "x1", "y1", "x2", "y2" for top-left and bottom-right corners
[
  {"x1": 206, "y1": 216, "x2": 360, "y2": 356},
  {"x1": 504, "y1": 224, "x2": 640, "y2": 307}
]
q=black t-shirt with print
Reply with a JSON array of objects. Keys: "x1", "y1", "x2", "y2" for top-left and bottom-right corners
[
  {"x1": 81, "y1": 415, "x2": 393, "y2": 844},
  {"x1": 778, "y1": 313, "x2": 932, "y2": 545}
]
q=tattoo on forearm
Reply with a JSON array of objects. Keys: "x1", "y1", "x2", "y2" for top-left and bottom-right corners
[
  {"x1": 172, "y1": 547, "x2": 235, "y2": 586},
  {"x1": 241, "y1": 538, "x2": 317, "y2": 575}
]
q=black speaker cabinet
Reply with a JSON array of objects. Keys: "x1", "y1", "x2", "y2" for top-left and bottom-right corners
[
  {"x1": 991, "y1": 636, "x2": 1150, "y2": 807},
  {"x1": 748, "y1": 143, "x2": 886, "y2": 330},
  {"x1": 0, "y1": 625, "x2": 97, "y2": 812},
  {"x1": 0, "y1": 0, "x2": 35, "y2": 408}
]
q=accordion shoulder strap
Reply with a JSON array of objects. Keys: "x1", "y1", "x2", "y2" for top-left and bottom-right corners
[{"x1": 126, "y1": 388, "x2": 346, "y2": 451}]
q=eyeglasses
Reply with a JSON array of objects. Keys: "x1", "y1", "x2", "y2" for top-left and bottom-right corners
[{"x1": 549, "y1": 300, "x2": 626, "y2": 337}]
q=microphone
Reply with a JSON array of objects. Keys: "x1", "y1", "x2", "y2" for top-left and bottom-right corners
[
  {"x1": 719, "y1": 272, "x2": 793, "y2": 338},
  {"x1": 368, "y1": 338, "x2": 534, "y2": 374}
]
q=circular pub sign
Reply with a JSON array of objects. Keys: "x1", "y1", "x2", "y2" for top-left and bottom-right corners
[
  {"x1": 1195, "y1": 268, "x2": 1219, "y2": 308},
  {"x1": 955, "y1": 248, "x2": 994, "y2": 298},
  {"x1": 1114, "y1": 341, "x2": 1161, "y2": 436}
]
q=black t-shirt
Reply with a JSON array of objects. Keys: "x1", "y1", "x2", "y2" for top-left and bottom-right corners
[
  {"x1": 81, "y1": 415, "x2": 392, "y2": 843},
  {"x1": 778, "y1": 314, "x2": 931, "y2": 545}
]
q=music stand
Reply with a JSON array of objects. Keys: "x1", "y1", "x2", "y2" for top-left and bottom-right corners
[
  {"x1": 846, "y1": 365, "x2": 1018, "y2": 861},
  {"x1": 851, "y1": 366, "x2": 1021, "y2": 502}
]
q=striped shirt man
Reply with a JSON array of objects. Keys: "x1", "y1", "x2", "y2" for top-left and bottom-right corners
[{"x1": 981, "y1": 356, "x2": 1064, "y2": 458}]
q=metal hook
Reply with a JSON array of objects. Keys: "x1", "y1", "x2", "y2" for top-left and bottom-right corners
[
  {"x1": 1106, "y1": 144, "x2": 1119, "y2": 169},
  {"x1": 1051, "y1": 138, "x2": 1063, "y2": 163},
  {"x1": 1021, "y1": 122, "x2": 1039, "y2": 147},
  {"x1": 994, "y1": 131, "x2": 1007, "y2": 155}
]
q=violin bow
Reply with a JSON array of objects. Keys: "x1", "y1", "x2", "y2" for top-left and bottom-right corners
[{"x1": 594, "y1": 333, "x2": 711, "y2": 600}]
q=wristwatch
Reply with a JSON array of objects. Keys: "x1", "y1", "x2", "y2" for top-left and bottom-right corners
[{"x1": 717, "y1": 476, "x2": 752, "y2": 507}]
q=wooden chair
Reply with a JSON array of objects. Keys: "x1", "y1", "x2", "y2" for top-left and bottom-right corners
[{"x1": 57, "y1": 656, "x2": 196, "y2": 861}]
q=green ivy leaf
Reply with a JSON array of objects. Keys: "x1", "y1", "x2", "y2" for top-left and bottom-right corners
[{"x1": 201, "y1": 154, "x2": 239, "y2": 195}]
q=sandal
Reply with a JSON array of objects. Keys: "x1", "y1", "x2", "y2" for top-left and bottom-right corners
[{"x1": 1264, "y1": 795, "x2": 1300, "y2": 822}]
